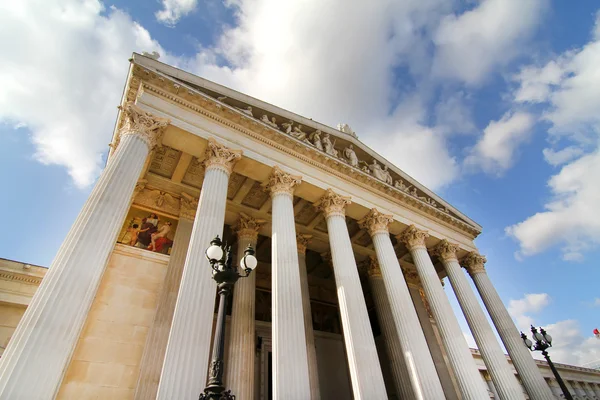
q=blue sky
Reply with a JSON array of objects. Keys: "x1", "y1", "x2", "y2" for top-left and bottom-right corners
[{"x1": 1, "y1": 0, "x2": 600, "y2": 366}]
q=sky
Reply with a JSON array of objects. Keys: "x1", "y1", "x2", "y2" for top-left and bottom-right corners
[{"x1": 1, "y1": 0, "x2": 599, "y2": 368}]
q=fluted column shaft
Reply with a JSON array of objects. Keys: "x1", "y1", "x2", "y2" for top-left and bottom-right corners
[
  {"x1": 297, "y1": 235, "x2": 321, "y2": 400},
  {"x1": 267, "y1": 167, "x2": 311, "y2": 399},
  {"x1": 463, "y1": 252, "x2": 556, "y2": 400},
  {"x1": 368, "y1": 271, "x2": 415, "y2": 400},
  {"x1": 226, "y1": 214, "x2": 264, "y2": 400},
  {"x1": 582, "y1": 382, "x2": 597, "y2": 399},
  {"x1": 547, "y1": 379, "x2": 563, "y2": 398},
  {"x1": 157, "y1": 139, "x2": 241, "y2": 400},
  {"x1": 573, "y1": 381, "x2": 587, "y2": 399},
  {"x1": 135, "y1": 214, "x2": 195, "y2": 399},
  {"x1": 398, "y1": 226, "x2": 489, "y2": 399},
  {"x1": 593, "y1": 383, "x2": 600, "y2": 398},
  {"x1": 0, "y1": 104, "x2": 168, "y2": 399},
  {"x1": 434, "y1": 241, "x2": 525, "y2": 399},
  {"x1": 316, "y1": 191, "x2": 387, "y2": 399},
  {"x1": 360, "y1": 209, "x2": 444, "y2": 400}
]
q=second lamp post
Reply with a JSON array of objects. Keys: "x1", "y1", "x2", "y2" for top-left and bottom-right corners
[{"x1": 199, "y1": 236, "x2": 258, "y2": 400}]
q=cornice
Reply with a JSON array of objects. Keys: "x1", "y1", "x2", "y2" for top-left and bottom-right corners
[{"x1": 124, "y1": 65, "x2": 481, "y2": 238}]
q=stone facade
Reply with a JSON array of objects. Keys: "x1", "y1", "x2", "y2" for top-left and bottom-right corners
[{"x1": 1, "y1": 53, "x2": 599, "y2": 400}]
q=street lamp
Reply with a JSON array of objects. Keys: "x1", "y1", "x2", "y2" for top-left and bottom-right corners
[
  {"x1": 521, "y1": 326, "x2": 573, "y2": 400},
  {"x1": 199, "y1": 236, "x2": 258, "y2": 400}
]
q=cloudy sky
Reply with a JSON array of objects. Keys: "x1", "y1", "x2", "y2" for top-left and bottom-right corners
[{"x1": 1, "y1": 0, "x2": 599, "y2": 367}]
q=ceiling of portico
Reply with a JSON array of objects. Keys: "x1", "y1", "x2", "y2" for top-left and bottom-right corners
[{"x1": 143, "y1": 136, "x2": 462, "y2": 281}]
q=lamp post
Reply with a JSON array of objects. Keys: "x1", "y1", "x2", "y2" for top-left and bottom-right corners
[
  {"x1": 199, "y1": 236, "x2": 258, "y2": 400},
  {"x1": 521, "y1": 326, "x2": 573, "y2": 400}
]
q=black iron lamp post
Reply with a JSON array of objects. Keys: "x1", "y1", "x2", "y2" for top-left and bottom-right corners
[
  {"x1": 199, "y1": 236, "x2": 258, "y2": 400},
  {"x1": 521, "y1": 325, "x2": 573, "y2": 400}
]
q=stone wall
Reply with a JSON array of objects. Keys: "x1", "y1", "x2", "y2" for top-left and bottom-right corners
[{"x1": 56, "y1": 245, "x2": 168, "y2": 399}]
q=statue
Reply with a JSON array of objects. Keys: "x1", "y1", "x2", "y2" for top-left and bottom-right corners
[
  {"x1": 343, "y1": 145, "x2": 359, "y2": 167},
  {"x1": 394, "y1": 179, "x2": 407, "y2": 191},
  {"x1": 281, "y1": 120, "x2": 294, "y2": 134},
  {"x1": 261, "y1": 114, "x2": 278, "y2": 128},
  {"x1": 237, "y1": 106, "x2": 253, "y2": 116},
  {"x1": 382, "y1": 165, "x2": 393, "y2": 185},
  {"x1": 337, "y1": 123, "x2": 358, "y2": 138},
  {"x1": 309, "y1": 130, "x2": 323, "y2": 151},
  {"x1": 290, "y1": 125, "x2": 308, "y2": 141},
  {"x1": 368, "y1": 159, "x2": 387, "y2": 182},
  {"x1": 142, "y1": 51, "x2": 160, "y2": 60},
  {"x1": 322, "y1": 133, "x2": 338, "y2": 157}
]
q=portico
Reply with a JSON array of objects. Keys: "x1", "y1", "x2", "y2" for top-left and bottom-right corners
[{"x1": 0, "y1": 53, "x2": 557, "y2": 400}]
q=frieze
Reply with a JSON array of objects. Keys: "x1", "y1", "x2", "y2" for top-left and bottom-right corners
[
  {"x1": 0, "y1": 271, "x2": 43, "y2": 286},
  {"x1": 122, "y1": 66, "x2": 480, "y2": 237}
]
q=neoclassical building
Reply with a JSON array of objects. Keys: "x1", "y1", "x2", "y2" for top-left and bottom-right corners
[{"x1": 0, "y1": 53, "x2": 599, "y2": 400}]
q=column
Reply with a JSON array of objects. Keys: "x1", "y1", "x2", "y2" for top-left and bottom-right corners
[
  {"x1": 225, "y1": 213, "x2": 265, "y2": 399},
  {"x1": 582, "y1": 382, "x2": 597, "y2": 399},
  {"x1": 297, "y1": 234, "x2": 321, "y2": 400},
  {"x1": 564, "y1": 380, "x2": 577, "y2": 399},
  {"x1": 546, "y1": 378, "x2": 563, "y2": 399},
  {"x1": 265, "y1": 167, "x2": 311, "y2": 399},
  {"x1": 397, "y1": 225, "x2": 490, "y2": 399},
  {"x1": 134, "y1": 194, "x2": 197, "y2": 399},
  {"x1": 315, "y1": 190, "x2": 387, "y2": 399},
  {"x1": 592, "y1": 383, "x2": 600, "y2": 399},
  {"x1": 156, "y1": 138, "x2": 242, "y2": 400},
  {"x1": 572, "y1": 381, "x2": 587, "y2": 399},
  {"x1": 0, "y1": 103, "x2": 168, "y2": 399},
  {"x1": 483, "y1": 371, "x2": 500, "y2": 399},
  {"x1": 359, "y1": 209, "x2": 445, "y2": 399},
  {"x1": 463, "y1": 252, "x2": 556, "y2": 400},
  {"x1": 432, "y1": 240, "x2": 525, "y2": 399}
]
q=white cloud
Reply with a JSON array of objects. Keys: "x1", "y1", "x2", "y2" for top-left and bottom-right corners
[
  {"x1": 432, "y1": 0, "x2": 547, "y2": 85},
  {"x1": 508, "y1": 293, "x2": 550, "y2": 329},
  {"x1": 593, "y1": 298, "x2": 600, "y2": 307},
  {"x1": 464, "y1": 112, "x2": 535, "y2": 174},
  {"x1": 542, "y1": 146, "x2": 584, "y2": 167},
  {"x1": 155, "y1": 0, "x2": 198, "y2": 26},
  {"x1": 0, "y1": 0, "x2": 167, "y2": 187},
  {"x1": 507, "y1": 149, "x2": 600, "y2": 259},
  {"x1": 513, "y1": 60, "x2": 565, "y2": 103},
  {"x1": 507, "y1": 294, "x2": 600, "y2": 366}
]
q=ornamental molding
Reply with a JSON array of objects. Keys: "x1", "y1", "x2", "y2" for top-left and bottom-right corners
[
  {"x1": 296, "y1": 234, "x2": 313, "y2": 255},
  {"x1": 123, "y1": 69, "x2": 480, "y2": 238},
  {"x1": 314, "y1": 189, "x2": 351, "y2": 218},
  {"x1": 431, "y1": 239, "x2": 460, "y2": 262},
  {"x1": 367, "y1": 256, "x2": 381, "y2": 278},
  {"x1": 0, "y1": 271, "x2": 43, "y2": 286},
  {"x1": 234, "y1": 212, "x2": 266, "y2": 240},
  {"x1": 133, "y1": 185, "x2": 180, "y2": 217},
  {"x1": 396, "y1": 225, "x2": 429, "y2": 250},
  {"x1": 114, "y1": 101, "x2": 170, "y2": 150},
  {"x1": 262, "y1": 166, "x2": 302, "y2": 196},
  {"x1": 202, "y1": 137, "x2": 242, "y2": 175},
  {"x1": 461, "y1": 252, "x2": 487, "y2": 275},
  {"x1": 358, "y1": 208, "x2": 393, "y2": 237},
  {"x1": 179, "y1": 192, "x2": 199, "y2": 220}
]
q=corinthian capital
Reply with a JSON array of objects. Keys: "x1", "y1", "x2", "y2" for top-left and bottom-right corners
[
  {"x1": 262, "y1": 166, "x2": 302, "y2": 196},
  {"x1": 234, "y1": 212, "x2": 266, "y2": 240},
  {"x1": 202, "y1": 137, "x2": 242, "y2": 175},
  {"x1": 314, "y1": 189, "x2": 351, "y2": 218},
  {"x1": 296, "y1": 234, "x2": 312, "y2": 255},
  {"x1": 180, "y1": 192, "x2": 199, "y2": 221},
  {"x1": 396, "y1": 225, "x2": 429, "y2": 250},
  {"x1": 359, "y1": 208, "x2": 393, "y2": 237},
  {"x1": 367, "y1": 256, "x2": 381, "y2": 278},
  {"x1": 118, "y1": 102, "x2": 170, "y2": 150},
  {"x1": 461, "y1": 252, "x2": 487, "y2": 275},
  {"x1": 431, "y1": 239, "x2": 460, "y2": 262}
]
